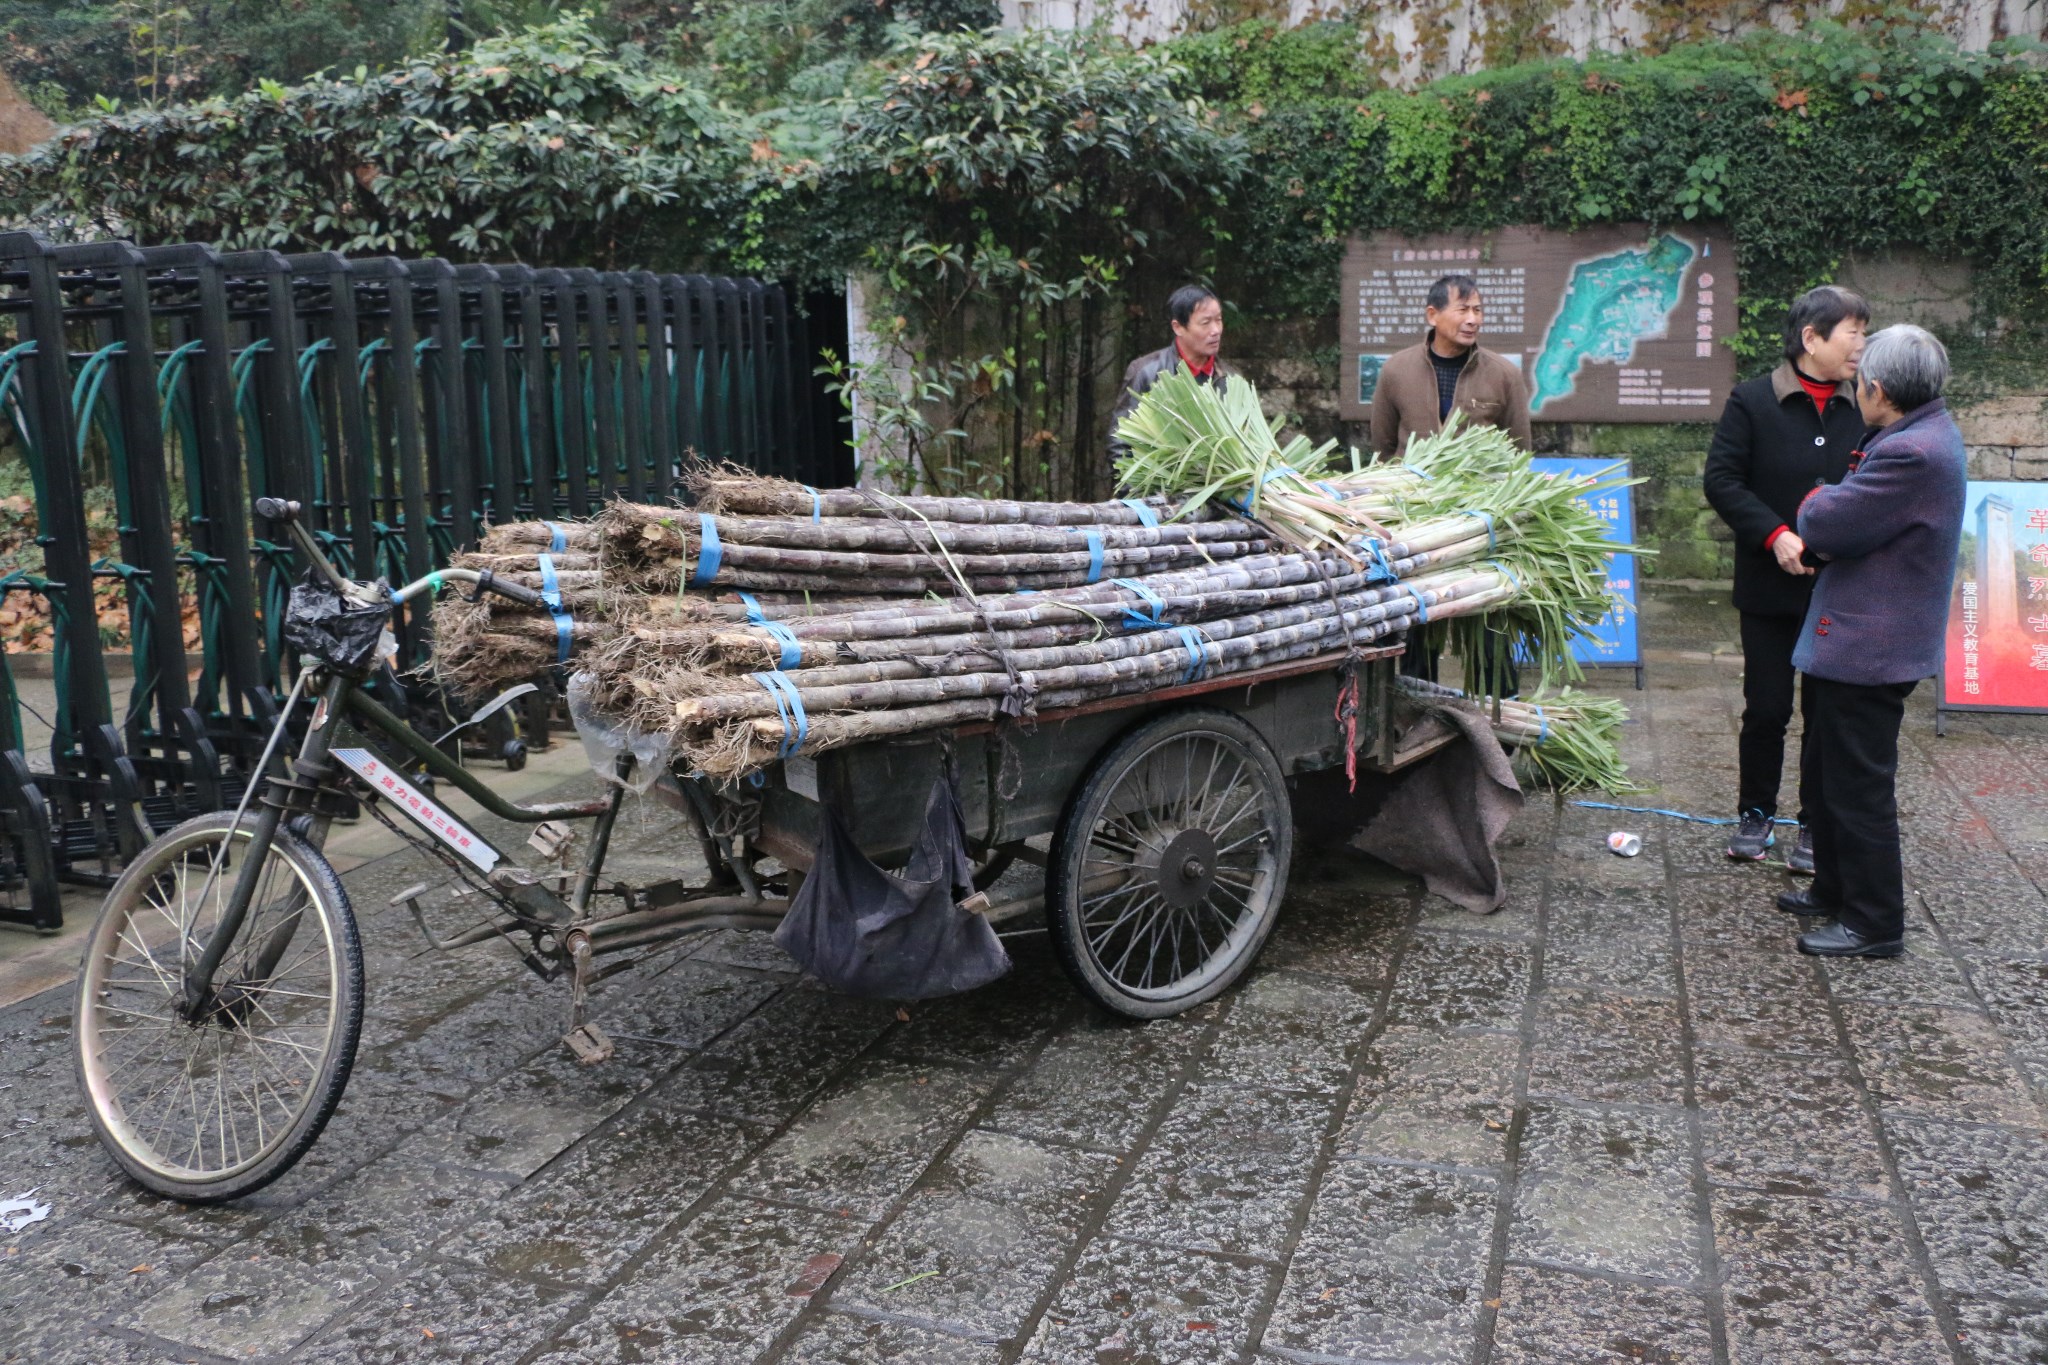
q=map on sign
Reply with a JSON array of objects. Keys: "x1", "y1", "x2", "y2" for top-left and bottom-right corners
[
  {"x1": 1339, "y1": 225, "x2": 1735, "y2": 425},
  {"x1": 1529, "y1": 234, "x2": 1697, "y2": 414}
]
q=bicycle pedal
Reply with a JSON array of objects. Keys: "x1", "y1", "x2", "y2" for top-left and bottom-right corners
[{"x1": 563, "y1": 1022, "x2": 615, "y2": 1066}]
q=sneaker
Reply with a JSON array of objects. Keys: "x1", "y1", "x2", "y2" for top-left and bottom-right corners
[
  {"x1": 1787, "y1": 825, "x2": 1815, "y2": 876},
  {"x1": 1726, "y1": 809, "x2": 1776, "y2": 861}
]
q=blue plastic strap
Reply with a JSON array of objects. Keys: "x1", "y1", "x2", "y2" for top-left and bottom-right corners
[
  {"x1": 542, "y1": 520, "x2": 568, "y2": 553},
  {"x1": 1259, "y1": 465, "x2": 1296, "y2": 487},
  {"x1": 802, "y1": 485, "x2": 822, "y2": 523},
  {"x1": 1534, "y1": 705, "x2": 1549, "y2": 744},
  {"x1": 1172, "y1": 625, "x2": 1212, "y2": 685},
  {"x1": 691, "y1": 513, "x2": 722, "y2": 586},
  {"x1": 1315, "y1": 480, "x2": 1344, "y2": 501},
  {"x1": 1401, "y1": 585, "x2": 1429, "y2": 623},
  {"x1": 1112, "y1": 577, "x2": 1165, "y2": 629},
  {"x1": 1085, "y1": 529, "x2": 1105, "y2": 584},
  {"x1": 752, "y1": 671, "x2": 810, "y2": 760},
  {"x1": 537, "y1": 554, "x2": 573, "y2": 664},
  {"x1": 761, "y1": 620, "x2": 803, "y2": 671},
  {"x1": 1486, "y1": 559, "x2": 1522, "y2": 591},
  {"x1": 1572, "y1": 800, "x2": 1798, "y2": 828},
  {"x1": 1462, "y1": 509, "x2": 1498, "y2": 550},
  {"x1": 1119, "y1": 497, "x2": 1159, "y2": 528},
  {"x1": 737, "y1": 591, "x2": 767, "y2": 624},
  {"x1": 1362, "y1": 539, "x2": 1396, "y2": 584}
]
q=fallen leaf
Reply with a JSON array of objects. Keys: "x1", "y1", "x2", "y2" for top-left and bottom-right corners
[
  {"x1": 785, "y1": 1253, "x2": 842, "y2": 1296},
  {"x1": 895, "y1": 1006, "x2": 910, "y2": 1022},
  {"x1": 130, "y1": 1264, "x2": 152, "y2": 1274},
  {"x1": 1186, "y1": 1321, "x2": 1216, "y2": 1331}
]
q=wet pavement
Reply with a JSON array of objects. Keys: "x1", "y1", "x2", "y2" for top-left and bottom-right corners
[{"x1": 3, "y1": 582, "x2": 2047, "y2": 1364}]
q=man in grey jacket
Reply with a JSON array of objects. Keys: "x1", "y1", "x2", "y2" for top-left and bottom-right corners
[{"x1": 1775, "y1": 325, "x2": 1965, "y2": 958}]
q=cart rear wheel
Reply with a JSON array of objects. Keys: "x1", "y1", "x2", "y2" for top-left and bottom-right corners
[{"x1": 1048, "y1": 708, "x2": 1291, "y2": 1019}]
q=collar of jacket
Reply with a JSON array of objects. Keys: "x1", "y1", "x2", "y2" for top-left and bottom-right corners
[
  {"x1": 1770, "y1": 359, "x2": 1855, "y2": 407},
  {"x1": 1867, "y1": 397, "x2": 1950, "y2": 449},
  {"x1": 1422, "y1": 328, "x2": 1481, "y2": 366}
]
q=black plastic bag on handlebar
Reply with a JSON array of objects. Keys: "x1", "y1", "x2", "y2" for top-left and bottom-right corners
[{"x1": 283, "y1": 571, "x2": 390, "y2": 674}]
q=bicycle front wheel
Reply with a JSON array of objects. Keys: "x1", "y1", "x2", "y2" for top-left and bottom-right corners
[{"x1": 73, "y1": 811, "x2": 363, "y2": 1203}]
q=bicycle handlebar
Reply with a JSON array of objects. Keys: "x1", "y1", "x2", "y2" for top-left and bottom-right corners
[{"x1": 254, "y1": 496, "x2": 541, "y2": 610}]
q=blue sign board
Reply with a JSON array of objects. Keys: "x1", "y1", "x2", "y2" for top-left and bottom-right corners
[{"x1": 1530, "y1": 457, "x2": 1640, "y2": 670}]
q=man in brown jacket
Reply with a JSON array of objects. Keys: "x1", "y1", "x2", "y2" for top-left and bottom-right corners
[
  {"x1": 1369, "y1": 273, "x2": 1532, "y2": 460},
  {"x1": 1370, "y1": 274, "x2": 1532, "y2": 685}
]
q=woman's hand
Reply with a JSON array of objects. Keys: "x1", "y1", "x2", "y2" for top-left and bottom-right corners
[{"x1": 1772, "y1": 531, "x2": 1816, "y2": 576}]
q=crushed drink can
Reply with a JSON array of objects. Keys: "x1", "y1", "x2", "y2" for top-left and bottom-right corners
[{"x1": 1607, "y1": 831, "x2": 1643, "y2": 858}]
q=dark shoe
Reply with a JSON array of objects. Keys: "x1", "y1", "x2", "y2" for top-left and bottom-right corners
[
  {"x1": 1787, "y1": 825, "x2": 1815, "y2": 876},
  {"x1": 1776, "y1": 887, "x2": 1832, "y2": 917},
  {"x1": 1797, "y1": 921, "x2": 1905, "y2": 958},
  {"x1": 1726, "y1": 809, "x2": 1776, "y2": 862}
]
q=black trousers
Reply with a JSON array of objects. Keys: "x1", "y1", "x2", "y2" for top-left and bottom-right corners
[
  {"x1": 1806, "y1": 675, "x2": 1916, "y2": 943},
  {"x1": 1738, "y1": 612, "x2": 1813, "y2": 822}
]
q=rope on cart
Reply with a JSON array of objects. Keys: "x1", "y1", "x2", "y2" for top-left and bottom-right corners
[
  {"x1": 753, "y1": 670, "x2": 809, "y2": 759},
  {"x1": 537, "y1": 554, "x2": 574, "y2": 664},
  {"x1": 1118, "y1": 497, "x2": 1159, "y2": 527},
  {"x1": 1112, "y1": 577, "x2": 1166, "y2": 629}
]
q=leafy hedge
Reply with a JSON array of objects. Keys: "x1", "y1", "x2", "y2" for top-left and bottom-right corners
[
  {"x1": 1179, "y1": 19, "x2": 2048, "y2": 363},
  {"x1": 0, "y1": 20, "x2": 748, "y2": 264}
]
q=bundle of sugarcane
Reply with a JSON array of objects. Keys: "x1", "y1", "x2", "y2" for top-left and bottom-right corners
[
  {"x1": 688, "y1": 466, "x2": 1184, "y2": 526},
  {"x1": 1395, "y1": 676, "x2": 1637, "y2": 793},
  {"x1": 579, "y1": 546, "x2": 1520, "y2": 779},
  {"x1": 1118, "y1": 373, "x2": 1640, "y2": 688},
  {"x1": 594, "y1": 499, "x2": 1270, "y2": 597}
]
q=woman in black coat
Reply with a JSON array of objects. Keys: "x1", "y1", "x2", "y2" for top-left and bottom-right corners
[{"x1": 1702, "y1": 286, "x2": 1870, "y2": 870}]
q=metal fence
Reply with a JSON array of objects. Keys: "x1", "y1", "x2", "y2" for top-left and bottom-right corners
[{"x1": 0, "y1": 232, "x2": 841, "y2": 929}]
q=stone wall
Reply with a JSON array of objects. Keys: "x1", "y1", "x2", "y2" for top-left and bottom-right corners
[{"x1": 1217, "y1": 247, "x2": 2048, "y2": 584}]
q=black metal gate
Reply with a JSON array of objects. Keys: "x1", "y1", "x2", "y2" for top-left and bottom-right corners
[{"x1": 0, "y1": 233, "x2": 841, "y2": 929}]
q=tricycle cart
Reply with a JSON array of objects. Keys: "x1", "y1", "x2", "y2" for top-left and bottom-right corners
[{"x1": 72, "y1": 500, "x2": 1441, "y2": 1203}]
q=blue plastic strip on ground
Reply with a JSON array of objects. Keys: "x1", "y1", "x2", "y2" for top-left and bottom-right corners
[
  {"x1": 752, "y1": 671, "x2": 810, "y2": 759},
  {"x1": 537, "y1": 553, "x2": 573, "y2": 664},
  {"x1": 1570, "y1": 801, "x2": 1799, "y2": 827},
  {"x1": 1112, "y1": 577, "x2": 1165, "y2": 629},
  {"x1": 761, "y1": 620, "x2": 803, "y2": 671},
  {"x1": 1119, "y1": 498, "x2": 1159, "y2": 528},
  {"x1": 691, "y1": 513, "x2": 722, "y2": 586},
  {"x1": 1086, "y1": 529, "x2": 1105, "y2": 583},
  {"x1": 1172, "y1": 625, "x2": 1211, "y2": 685},
  {"x1": 542, "y1": 521, "x2": 568, "y2": 553},
  {"x1": 737, "y1": 591, "x2": 767, "y2": 624},
  {"x1": 803, "y1": 485, "x2": 822, "y2": 523}
]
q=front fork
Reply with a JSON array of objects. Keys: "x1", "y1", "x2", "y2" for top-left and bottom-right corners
[{"x1": 179, "y1": 673, "x2": 347, "y2": 1021}]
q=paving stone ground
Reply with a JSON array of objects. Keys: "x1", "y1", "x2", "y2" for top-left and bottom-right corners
[{"x1": 4, "y1": 583, "x2": 2047, "y2": 1364}]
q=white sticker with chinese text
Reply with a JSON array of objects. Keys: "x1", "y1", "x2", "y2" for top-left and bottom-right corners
[{"x1": 331, "y1": 748, "x2": 501, "y2": 873}]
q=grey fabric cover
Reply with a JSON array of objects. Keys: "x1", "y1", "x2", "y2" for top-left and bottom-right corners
[
  {"x1": 774, "y1": 773, "x2": 1012, "y2": 999},
  {"x1": 1349, "y1": 705, "x2": 1525, "y2": 914}
]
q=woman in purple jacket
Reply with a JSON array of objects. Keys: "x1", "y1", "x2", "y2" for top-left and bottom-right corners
[{"x1": 1776, "y1": 325, "x2": 1966, "y2": 957}]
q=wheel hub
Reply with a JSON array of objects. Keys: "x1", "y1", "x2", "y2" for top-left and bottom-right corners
[{"x1": 1153, "y1": 828, "x2": 1219, "y2": 909}]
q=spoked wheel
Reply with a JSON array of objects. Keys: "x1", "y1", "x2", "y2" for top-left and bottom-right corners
[
  {"x1": 73, "y1": 811, "x2": 363, "y2": 1203},
  {"x1": 1048, "y1": 708, "x2": 1292, "y2": 1018}
]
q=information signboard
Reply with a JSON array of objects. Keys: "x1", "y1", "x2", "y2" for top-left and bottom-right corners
[
  {"x1": 1531, "y1": 457, "x2": 1642, "y2": 681},
  {"x1": 1939, "y1": 481, "x2": 2048, "y2": 720},
  {"x1": 1341, "y1": 225, "x2": 1738, "y2": 425}
]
